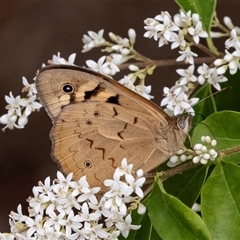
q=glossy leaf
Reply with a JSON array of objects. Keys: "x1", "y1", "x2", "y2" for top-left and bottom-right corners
[
  {"x1": 192, "y1": 110, "x2": 240, "y2": 164},
  {"x1": 163, "y1": 164, "x2": 207, "y2": 207},
  {"x1": 148, "y1": 180, "x2": 211, "y2": 240},
  {"x1": 201, "y1": 161, "x2": 240, "y2": 239},
  {"x1": 193, "y1": 83, "x2": 216, "y2": 125},
  {"x1": 215, "y1": 70, "x2": 240, "y2": 113}
]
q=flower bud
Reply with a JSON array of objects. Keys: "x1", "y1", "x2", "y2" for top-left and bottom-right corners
[
  {"x1": 128, "y1": 28, "x2": 136, "y2": 44},
  {"x1": 223, "y1": 16, "x2": 234, "y2": 29}
]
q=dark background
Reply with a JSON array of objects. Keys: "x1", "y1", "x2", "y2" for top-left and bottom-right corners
[{"x1": 0, "y1": 1, "x2": 239, "y2": 232}]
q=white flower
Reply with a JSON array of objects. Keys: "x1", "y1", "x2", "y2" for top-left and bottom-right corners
[
  {"x1": 28, "y1": 187, "x2": 50, "y2": 214},
  {"x1": 118, "y1": 76, "x2": 136, "y2": 91},
  {"x1": 124, "y1": 174, "x2": 146, "y2": 198},
  {"x1": 71, "y1": 175, "x2": 91, "y2": 196},
  {"x1": 207, "y1": 69, "x2": 228, "y2": 91},
  {"x1": 77, "y1": 185, "x2": 100, "y2": 205},
  {"x1": 5, "y1": 92, "x2": 22, "y2": 117},
  {"x1": 143, "y1": 18, "x2": 162, "y2": 40},
  {"x1": 86, "y1": 56, "x2": 119, "y2": 76},
  {"x1": 115, "y1": 214, "x2": 141, "y2": 238},
  {"x1": 176, "y1": 65, "x2": 197, "y2": 85},
  {"x1": 58, "y1": 210, "x2": 83, "y2": 237},
  {"x1": 43, "y1": 210, "x2": 66, "y2": 231},
  {"x1": 144, "y1": 11, "x2": 179, "y2": 47},
  {"x1": 173, "y1": 10, "x2": 192, "y2": 28},
  {"x1": 176, "y1": 46, "x2": 198, "y2": 64},
  {"x1": 188, "y1": 21, "x2": 208, "y2": 44},
  {"x1": 25, "y1": 214, "x2": 45, "y2": 237},
  {"x1": 197, "y1": 63, "x2": 216, "y2": 85},
  {"x1": 54, "y1": 171, "x2": 74, "y2": 192},
  {"x1": 225, "y1": 29, "x2": 240, "y2": 50},
  {"x1": 216, "y1": 49, "x2": 240, "y2": 75},
  {"x1": 82, "y1": 29, "x2": 105, "y2": 52},
  {"x1": 154, "y1": 11, "x2": 179, "y2": 42},
  {"x1": 76, "y1": 202, "x2": 101, "y2": 222},
  {"x1": 169, "y1": 92, "x2": 198, "y2": 116},
  {"x1": 0, "y1": 114, "x2": 23, "y2": 131},
  {"x1": 109, "y1": 32, "x2": 131, "y2": 55},
  {"x1": 135, "y1": 85, "x2": 154, "y2": 100},
  {"x1": 19, "y1": 95, "x2": 42, "y2": 116},
  {"x1": 0, "y1": 233, "x2": 16, "y2": 240},
  {"x1": 172, "y1": 92, "x2": 191, "y2": 115},
  {"x1": 49, "y1": 52, "x2": 76, "y2": 65},
  {"x1": 161, "y1": 86, "x2": 181, "y2": 107},
  {"x1": 114, "y1": 158, "x2": 133, "y2": 178},
  {"x1": 10, "y1": 205, "x2": 27, "y2": 223},
  {"x1": 22, "y1": 77, "x2": 37, "y2": 97},
  {"x1": 171, "y1": 30, "x2": 186, "y2": 49}
]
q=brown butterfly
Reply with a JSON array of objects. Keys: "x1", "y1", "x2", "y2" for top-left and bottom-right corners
[{"x1": 36, "y1": 64, "x2": 191, "y2": 188}]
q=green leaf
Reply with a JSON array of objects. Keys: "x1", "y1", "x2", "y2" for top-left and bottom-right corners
[
  {"x1": 134, "y1": 211, "x2": 162, "y2": 240},
  {"x1": 193, "y1": 83, "x2": 216, "y2": 125},
  {"x1": 163, "y1": 164, "x2": 207, "y2": 207},
  {"x1": 148, "y1": 180, "x2": 211, "y2": 240},
  {"x1": 175, "y1": 0, "x2": 217, "y2": 52},
  {"x1": 215, "y1": 70, "x2": 240, "y2": 113},
  {"x1": 201, "y1": 161, "x2": 240, "y2": 239},
  {"x1": 192, "y1": 110, "x2": 240, "y2": 164}
]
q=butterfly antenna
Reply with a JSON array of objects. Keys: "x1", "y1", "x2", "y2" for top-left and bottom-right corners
[
  {"x1": 198, "y1": 122, "x2": 216, "y2": 139},
  {"x1": 192, "y1": 86, "x2": 231, "y2": 108}
]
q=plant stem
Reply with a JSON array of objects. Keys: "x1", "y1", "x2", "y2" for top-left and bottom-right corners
[
  {"x1": 160, "y1": 161, "x2": 201, "y2": 181},
  {"x1": 119, "y1": 56, "x2": 216, "y2": 70}
]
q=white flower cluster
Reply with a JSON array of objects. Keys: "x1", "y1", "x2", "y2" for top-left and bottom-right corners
[
  {"x1": 83, "y1": 28, "x2": 136, "y2": 67},
  {"x1": 0, "y1": 83, "x2": 42, "y2": 131},
  {"x1": 0, "y1": 53, "x2": 76, "y2": 131},
  {"x1": 215, "y1": 28, "x2": 240, "y2": 75},
  {"x1": 0, "y1": 158, "x2": 146, "y2": 240},
  {"x1": 168, "y1": 136, "x2": 218, "y2": 167},
  {"x1": 48, "y1": 52, "x2": 77, "y2": 65},
  {"x1": 192, "y1": 136, "x2": 218, "y2": 164},
  {"x1": 143, "y1": 10, "x2": 230, "y2": 116},
  {"x1": 144, "y1": 10, "x2": 208, "y2": 63},
  {"x1": 82, "y1": 28, "x2": 155, "y2": 100},
  {"x1": 118, "y1": 65, "x2": 154, "y2": 100}
]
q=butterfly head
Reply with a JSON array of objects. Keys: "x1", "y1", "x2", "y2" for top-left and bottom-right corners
[{"x1": 176, "y1": 113, "x2": 192, "y2": 135}]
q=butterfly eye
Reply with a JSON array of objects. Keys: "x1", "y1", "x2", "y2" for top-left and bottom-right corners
[
  {"x1": 85, "y1": 119, "x2": 93, "y2": 126},
  {"x1": 177, "y1": 117, "x2": 186, "y2": 130},
  {"x1": 62, "y1": 83, "x2": 74, "y2": 94},
  {"x1": 84, "y1": 160, "x2": 92, "y2": 168},
  {"x1": 93, "y1": 111, "x2": 100, "y2": 117}
]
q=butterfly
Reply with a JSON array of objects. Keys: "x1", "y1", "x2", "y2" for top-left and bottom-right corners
[{"x1": 36, "y1": 64, "x2": 191, "y2": 188}]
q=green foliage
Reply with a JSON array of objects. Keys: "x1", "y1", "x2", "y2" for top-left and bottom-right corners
[
  {"x1": 126, "y1": 1, "x2": 240, "y2": 239},
  {"x1": 202, "y1": 161, "x2": 240, "y2": 239},
  {"x1": 148, "y1": 181, "x2": 211, "y2": 240}
]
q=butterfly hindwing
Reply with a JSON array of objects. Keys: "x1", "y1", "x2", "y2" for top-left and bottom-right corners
[{"x1": 51, "y1": 101, "x2": 166, "y2": 187}]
